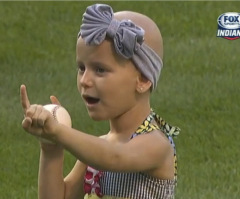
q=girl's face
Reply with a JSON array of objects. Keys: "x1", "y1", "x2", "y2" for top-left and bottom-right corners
[{"x1": 76, "y1": 37, "x2": 141, "y2": 121}]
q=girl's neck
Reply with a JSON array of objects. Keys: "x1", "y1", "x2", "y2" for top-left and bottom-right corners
[{"x1": 108, "y1": 102, "x2": 151, "y2": 138}]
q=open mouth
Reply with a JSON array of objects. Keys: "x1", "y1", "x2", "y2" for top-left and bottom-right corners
[{"x1": 83, "y1": 95, "x2": 100, "y2": 105}]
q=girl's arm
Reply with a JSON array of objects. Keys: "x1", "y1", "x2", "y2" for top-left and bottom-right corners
[
  {"x1": 38, "y1": 143, "x2": 87, "y2": 199},
  {"x1": 38, "y1": 144, "x2": 65, "y2": 199},
  {"x1": 52, "y1": 124, "x2": 171, "y2": 173}
]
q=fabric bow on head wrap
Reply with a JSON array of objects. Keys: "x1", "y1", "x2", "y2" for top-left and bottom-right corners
[{"x1": 78, "y1": 4, "x2": 163, "y2": 90}]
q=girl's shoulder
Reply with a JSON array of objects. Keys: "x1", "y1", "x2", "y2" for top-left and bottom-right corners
[{"x1": 99, "y1": 134, "x2": 108, "y2": 139}]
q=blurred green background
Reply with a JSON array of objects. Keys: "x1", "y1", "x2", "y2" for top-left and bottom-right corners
[{"x1": 0, "y1": 1, "x2": 239, "y2": 198}]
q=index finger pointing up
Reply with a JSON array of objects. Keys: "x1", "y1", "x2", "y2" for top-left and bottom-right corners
[{"x1": 20, "y1": 84, "x2": 30, "y2": 114}]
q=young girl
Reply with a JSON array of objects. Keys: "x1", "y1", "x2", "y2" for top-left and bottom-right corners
[{"x1": 20, "y1": 4, "x2": 180, "y2": 199}]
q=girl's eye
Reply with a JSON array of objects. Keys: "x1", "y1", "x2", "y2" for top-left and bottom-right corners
[
  {"x1": 96, "y1": 67, "x2": 105, "y2": 73},
  {"x1": 78, "y1": 65, "x2": 85, "y2": 74}
]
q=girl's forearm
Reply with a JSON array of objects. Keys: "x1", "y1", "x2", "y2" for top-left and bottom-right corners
[
  {"x1": 54, "y1": 124, "x2": 117, "y2": 171},
  {"x1": 38, "y1": 145, "x2": 65, "y2": 199}
]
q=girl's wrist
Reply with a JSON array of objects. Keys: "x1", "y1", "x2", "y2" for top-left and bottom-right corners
[{"x1": 40, "y1": 141, "x2": 63, "y2": 154}]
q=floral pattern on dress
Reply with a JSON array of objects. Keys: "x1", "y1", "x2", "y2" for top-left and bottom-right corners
[{"x1": 84, "y1": 166, "x2": 103, "y2": 197}]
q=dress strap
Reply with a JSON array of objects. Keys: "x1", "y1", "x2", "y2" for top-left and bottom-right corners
[
  {"x1": 151, "y1": 109, "x2": 180, "y2": 137},
  {"x1": 131, "y1": 109, "x2": 180, "y2": 138},
  {"x1": 131, "y1": 110, "x2": 159, "y2": 138}
]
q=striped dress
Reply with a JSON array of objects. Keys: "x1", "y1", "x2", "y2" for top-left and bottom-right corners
[{"x1": 84, "y1": 110, "x2": 180, "y2": 199}]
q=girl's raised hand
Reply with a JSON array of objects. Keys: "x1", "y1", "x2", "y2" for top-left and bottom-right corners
[{"x1": 20, "y1": 85, "x2": 58, "y2": 141}]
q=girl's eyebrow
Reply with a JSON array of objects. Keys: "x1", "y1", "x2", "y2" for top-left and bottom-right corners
[
  {"x1": 88, "y1": 61, "x2": 111, "y2": 69},
  {"x1": 76, "y1": 58, "x2": 83, "y2": 65},
  {"x1": 76, "y1": 58, "x2": 112, "y2": 70}
]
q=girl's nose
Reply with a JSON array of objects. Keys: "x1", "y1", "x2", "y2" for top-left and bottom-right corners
[{"x1": 79, "y1": 70, "x2": 94, "y2": 88}]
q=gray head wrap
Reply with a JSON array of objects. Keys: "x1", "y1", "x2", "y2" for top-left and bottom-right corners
[{"x1": 78, "y1": 4, "x2": 163, "y2": 90}]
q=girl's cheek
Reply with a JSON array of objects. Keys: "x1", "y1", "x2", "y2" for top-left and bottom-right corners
[{"x1": 77, "y1": 75, "x2": 81, "y2": 93}]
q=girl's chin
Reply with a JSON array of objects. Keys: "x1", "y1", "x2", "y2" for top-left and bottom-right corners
[{"x1": 87, "y1": 111, "x2": 108, "y2": 121}]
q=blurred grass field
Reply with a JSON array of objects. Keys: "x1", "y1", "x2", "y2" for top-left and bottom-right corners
[{"x1": 0, "y1": 1, "x2": 239, "y2": 199}]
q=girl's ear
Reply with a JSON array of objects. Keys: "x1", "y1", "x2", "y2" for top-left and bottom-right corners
[{"x1": 136, "y1": 74, "x2": 152, "y2": 93}]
